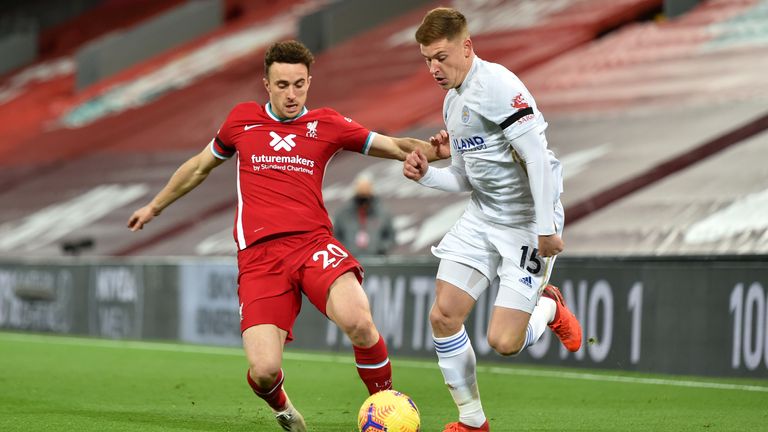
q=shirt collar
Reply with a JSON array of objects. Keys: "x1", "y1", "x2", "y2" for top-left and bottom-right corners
[
  {"x1": 266, "y1": 102, "x2": 308, "y2": 122},
  {"x1": 456, "y1": 56, "x2": 480, "y2": 95}
]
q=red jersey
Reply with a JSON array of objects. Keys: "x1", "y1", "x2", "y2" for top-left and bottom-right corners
[{"x1": 212, "y1": 102, "x2": 375, "y2": 250}]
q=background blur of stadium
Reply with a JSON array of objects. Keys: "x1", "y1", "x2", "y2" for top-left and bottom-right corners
[{"x1": 1, "y1": 0, "x2": 767, "y2": 382}]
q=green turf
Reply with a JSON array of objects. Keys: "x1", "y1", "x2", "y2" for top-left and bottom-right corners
[{"x1": 1, "y1": 332, "x2": 766, "y2": 431}]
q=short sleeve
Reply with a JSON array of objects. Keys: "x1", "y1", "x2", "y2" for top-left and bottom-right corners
[
  {"x1": 330, "y1": 111, "x2": 375, "y2": 154},
  {"x1": 210, "y1": 107, "x2": 239, "y2": 160}
]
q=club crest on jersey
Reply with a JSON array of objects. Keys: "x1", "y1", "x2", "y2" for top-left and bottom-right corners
[
  {"x1": 306, "y1": 120, "x2": 318, "y2": 138},
  {"x1": 269, "y1": 131, "x2": 296, "y2": 152},
  {"x1": 461, "y1": 105, "x2": 471, "y2": 124}
]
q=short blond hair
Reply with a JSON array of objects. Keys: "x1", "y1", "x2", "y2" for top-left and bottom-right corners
[{"x1": 415, "y1": 7, "x2": 468, "y2": 45}]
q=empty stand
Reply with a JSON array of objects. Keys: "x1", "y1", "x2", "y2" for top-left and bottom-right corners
[{"x1": 1, "y1": 0, "x2": 766, "y2": 258}]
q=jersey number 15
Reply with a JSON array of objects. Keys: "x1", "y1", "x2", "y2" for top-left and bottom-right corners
[{"x1": 519, "y1": 245, "x2": 542, "y2": 274}]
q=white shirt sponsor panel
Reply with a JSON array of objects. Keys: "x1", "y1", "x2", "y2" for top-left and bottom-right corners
[{"x1": 436, "y1": 56, "x2": 563, "y2": 234}]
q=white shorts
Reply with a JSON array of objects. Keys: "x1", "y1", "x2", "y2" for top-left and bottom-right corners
[{"x1": 432, "y1": 204, "x2": 564, "y2": 313}]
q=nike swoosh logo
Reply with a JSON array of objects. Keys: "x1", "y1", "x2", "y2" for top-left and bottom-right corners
[{"x1": 244, "y1": 124, "x2": 262, "y2": 131}]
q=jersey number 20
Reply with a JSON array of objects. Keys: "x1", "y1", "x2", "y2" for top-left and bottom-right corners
[{"x1": 313, "y1": 244, "x2": 348, "y2": 269}]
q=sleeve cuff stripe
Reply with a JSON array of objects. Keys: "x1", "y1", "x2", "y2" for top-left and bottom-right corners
[
  {"x1": 215, "y1": 136, "x2": 235, "y2": 152},
  {"x1": 362, "y1": 132, "x2": 377, "y2": 155},
  {"x1": 210, "y1": 141, "x2": 232, "y2": 160}
]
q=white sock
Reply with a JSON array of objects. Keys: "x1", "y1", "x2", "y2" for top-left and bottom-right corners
[
  {"x1": 433, "y1": 326, "x2": 486, "y2": 428},
  {"x1": 522, "y1": 296, "x2": 557, "y2": 351}
]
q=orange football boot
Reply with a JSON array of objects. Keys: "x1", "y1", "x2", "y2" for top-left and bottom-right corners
[
  {"x1": 542, "y1": 284, "x2": 582, "y2": 352},
  {"x1": 443, "y1": 420, "x2": 490, "y2": 431}
]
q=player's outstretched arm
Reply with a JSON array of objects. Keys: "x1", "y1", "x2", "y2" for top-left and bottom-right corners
[
  {"x1": 427, "y1": 129, "x2": 450, "y2": 158},
  {"x1": 404, "y1": 148, "x2": 471, "y2": 193},
  {"x1": 403, "y1": 148, "x2": 429, "y2": 181},
  {"x1": 367, "y1": 134, "x2": 449, "y2": 162},
  {"x1": 127, "y1": 146, "x2": 225, "y2": 231}
]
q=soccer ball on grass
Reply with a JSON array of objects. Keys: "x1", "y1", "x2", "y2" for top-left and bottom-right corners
[{"x1": 358, "y1": 389, "x2": 420, "y2": 432}]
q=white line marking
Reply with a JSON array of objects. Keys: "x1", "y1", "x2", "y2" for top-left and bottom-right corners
[
  {"x1": 480, "y1": 367, "x2": 768, "y2": 393},
  {"x1": 1, "y1": 332, "x2": 766, "y2": 393}
]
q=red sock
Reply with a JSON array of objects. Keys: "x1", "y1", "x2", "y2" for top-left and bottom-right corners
[
  {"x1": 246, "y1": 368, "x2": 287, "y2": 411},
  {"x1": 353, "y1": 335, "x2": 392, "y2": 394}
]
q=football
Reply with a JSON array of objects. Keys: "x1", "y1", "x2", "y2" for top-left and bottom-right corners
[{"x1": 358, "y1": 389, "x2": 420, "y2": 432}]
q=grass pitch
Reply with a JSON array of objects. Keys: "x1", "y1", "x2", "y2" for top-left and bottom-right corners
[{"x1": 1, "y1": 331, "x2": 766, "y2": 431}]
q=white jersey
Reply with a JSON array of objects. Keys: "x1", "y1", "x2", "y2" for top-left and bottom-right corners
[{"x1": 431, "y1": 56, "x2": 563, "y2": 234}]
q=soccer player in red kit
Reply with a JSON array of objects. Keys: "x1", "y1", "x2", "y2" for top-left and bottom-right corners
[{"x1": 127, "y1": 40, "x2": 448, "y2": 432}]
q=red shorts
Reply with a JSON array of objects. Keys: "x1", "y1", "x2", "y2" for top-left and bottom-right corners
[{"x1": 237, "y1": 230, "x2": 363, "y2": 342}]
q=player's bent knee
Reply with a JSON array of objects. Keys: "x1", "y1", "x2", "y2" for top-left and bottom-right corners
[
  {"x1": 488, "y1": 334, "x2": 525, "y2": 356},
  {"x1": 429, "y1": 306, "x2": 463, "y2": 335},
  {"x1": 339, "y1": 315, "x2": 378, "y2": 346},
  {"x1": 248, "y1": 363, "x2": 281, "y2": 388}
]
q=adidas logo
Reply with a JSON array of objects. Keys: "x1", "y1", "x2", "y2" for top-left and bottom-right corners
[{"x1": 519, "y1": 275, "x2": 533, "y2": 288}]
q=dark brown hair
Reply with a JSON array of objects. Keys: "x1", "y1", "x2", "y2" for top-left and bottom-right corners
[
  {"x1": 264, "y1": 40, "x2": 315, "y2": 76},
  {"x1": 415, "y1": 7, "x2": 468, "y2": 45}
]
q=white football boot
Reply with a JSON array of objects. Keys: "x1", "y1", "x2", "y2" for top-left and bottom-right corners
[{"x1": 273, "y1": 392, "x2": 306, "y2": 432}]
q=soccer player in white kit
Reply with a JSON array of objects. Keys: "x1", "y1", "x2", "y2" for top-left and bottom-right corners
[{"x1": 403, "y1": 8, "x2": 583, "y2": 432}]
